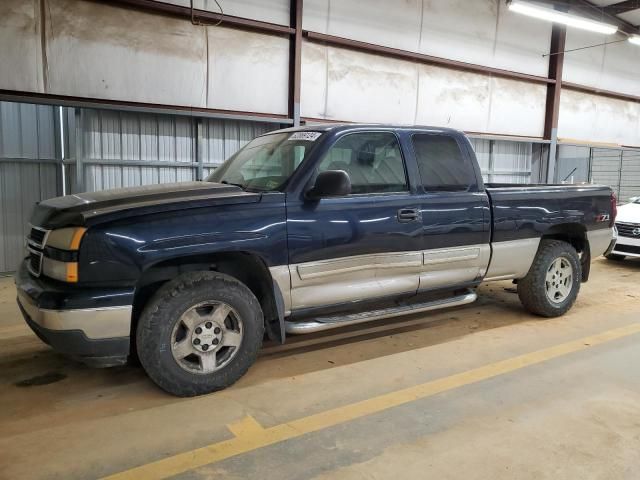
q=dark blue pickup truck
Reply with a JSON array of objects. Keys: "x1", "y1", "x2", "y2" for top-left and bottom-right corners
[{"x1": 16, "y1": 124, "x2": 616, "y2": 396}]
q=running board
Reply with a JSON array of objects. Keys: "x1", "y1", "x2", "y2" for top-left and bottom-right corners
[{"x1": 284, "y1": 289, "x2": 478, "y2": 334}]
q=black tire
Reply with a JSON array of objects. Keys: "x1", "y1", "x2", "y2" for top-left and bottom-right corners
[
  {"x1": 517, "y1": 240, "x2": 581, "y2": 318},
  {"x1": 136, "y1": 271, "x2": 264, "y2": 396},
  {"x1": 605, "y1": 253, "x2": 626, "y2": 261}
]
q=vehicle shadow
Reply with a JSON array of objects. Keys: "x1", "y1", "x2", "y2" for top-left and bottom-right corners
[{"x1": 250, "y1": 281, "x2": 530, "y2": 380}]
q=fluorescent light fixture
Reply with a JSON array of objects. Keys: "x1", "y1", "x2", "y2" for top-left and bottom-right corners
[
  {"x1": 508, "y1": 0, "x2": 618, "y2": 35},
  {"x1": 629, "y1": 35, "x2": 640, "y2": 46}
]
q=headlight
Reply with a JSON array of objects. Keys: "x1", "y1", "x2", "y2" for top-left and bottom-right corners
[
  {"x1": 46, "y1": 227, "x2": 86, "y2": 251},
  {"x1": 42, "y1": 227, "x2": 86, "y2": 282}
]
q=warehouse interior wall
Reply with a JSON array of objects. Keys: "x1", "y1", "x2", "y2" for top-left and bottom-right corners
[{"x1": 1, "y1": 0, "x2": 639, "y2": 146}]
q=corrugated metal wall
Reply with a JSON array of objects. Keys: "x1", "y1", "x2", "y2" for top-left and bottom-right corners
[
  {"x1": 556, "y1": 145, "x2": 640, "y2": 202},
  {"x1": 620, "y1": 150, "x2": 640, "y2": 201},
  {"x1": 556, "y1": 145, "x2": 590, "y2": 183},
  {"x1": 590, "y1": 148, "x2": 622, "y2": 196},
  {"x1": 0, "y1": 102, "x2": 60, "y2": 273},
  {"x1": 469, "y1": 138, "x2": 538, "y2": 184},
  {"x1": 67, "y1": 109, "x2": 277, "y2": 193},
  {"x1": 200, "y1": 118, "x2": 274, "y2": 178}
]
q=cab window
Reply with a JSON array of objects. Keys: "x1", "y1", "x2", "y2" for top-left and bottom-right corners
[
  {"x1": 317, "y1": 132, "x2": 408, "y2": 194},
  {"x1": 412, "y1": 134, "x2": 476, "y2": 191}
]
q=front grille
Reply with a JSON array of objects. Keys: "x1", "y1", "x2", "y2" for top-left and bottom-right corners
[
  {"x1": 28, "y1": 226, "x2": 49, "y2": 248},
  {"x1": 26, "y1": 226, "x2": 49, "y2": 277},
  {"x1": 27, "y1": 249, "x2": 43, "y2": 276},
  {"x1": 614, "y1": 243, "x2": 640, "y2": 255},
  {"x1": 616, "y1": 222, "x2": 640, "y2": 238}
]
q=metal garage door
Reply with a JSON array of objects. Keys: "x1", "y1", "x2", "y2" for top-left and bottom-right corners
[
  {"x1": 589, "y1": 147, "x2": 640, "y2": 202},
  {"x1": 590, "y1": 148, "x2": 622, "y2": 196},
  {"x1": 620, "y1": 149, "x2": 640, "y2": 202},
  {"x1": 0, "y1": 102, "x2": 61, "y2": 273}
]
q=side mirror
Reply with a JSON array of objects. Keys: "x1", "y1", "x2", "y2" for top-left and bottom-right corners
[{"x1": 306, "y1": 170, "x2": 351, "y2": 200}]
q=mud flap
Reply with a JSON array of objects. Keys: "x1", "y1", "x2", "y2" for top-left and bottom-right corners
[{"x1": 266, "y1": 281, "x2": 286, "y2": 344}]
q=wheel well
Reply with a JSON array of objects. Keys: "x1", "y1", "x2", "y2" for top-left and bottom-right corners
[
  {"x1": 541, "y1": 223, "x2": 590, "y2": 282},
  {"x1": 131, "y1": 252, "x2": 283, "y2": 350}
]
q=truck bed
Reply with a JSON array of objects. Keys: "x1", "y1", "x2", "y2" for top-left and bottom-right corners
[{"x1": 485, "y1": 183, "x2": 613, "y2": 243}]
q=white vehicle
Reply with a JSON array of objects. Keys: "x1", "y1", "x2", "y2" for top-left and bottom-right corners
[{"x1": 607, "y1": 197, "x2": 640, "y2": 260}]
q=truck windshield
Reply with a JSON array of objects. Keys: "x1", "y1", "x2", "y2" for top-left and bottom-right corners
[{"x1": 207, "y1": 132, "x2": 322, "y2": 191}]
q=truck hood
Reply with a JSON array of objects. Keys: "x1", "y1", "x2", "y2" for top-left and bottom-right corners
[
  {"x1": 616, "y1": 201, "x2": 640, "y2": 224},
  {"x1": 31, "y1": 181, "x2": 261, "y2": 229}
]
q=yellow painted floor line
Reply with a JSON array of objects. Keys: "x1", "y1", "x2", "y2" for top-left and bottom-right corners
[{"x1": 102, "y1": 322, "x2": 640, "y2": 480}]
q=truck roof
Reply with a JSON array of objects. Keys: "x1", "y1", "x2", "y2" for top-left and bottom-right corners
[{"x1": 271, "y1": 123, "x2": 464, "y2": 136}]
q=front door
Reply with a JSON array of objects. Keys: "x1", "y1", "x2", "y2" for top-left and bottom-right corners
[{"x1": 286, "y1": 131, "x2": 424, "y2": 311}]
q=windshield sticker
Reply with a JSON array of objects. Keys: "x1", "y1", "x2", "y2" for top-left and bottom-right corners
[{"x1": 288, "y1": 131, "x2": 322, "y2": 142}]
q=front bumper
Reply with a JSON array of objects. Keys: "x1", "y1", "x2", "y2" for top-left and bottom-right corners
[
  {"x1": 15, "y1": 261, "x2": 133, "y2": 367},
  {"x1": 611, "y1": 234, "x2": 640, "y2": 258}
]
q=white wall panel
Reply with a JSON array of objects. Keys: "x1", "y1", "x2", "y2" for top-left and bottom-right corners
[
  {"x1": 304, "y1": 0, "x2": 423, "y2": 52},
  {"x1": 492, "y1": 2, "x2": 552, "y2": 76},
  {"x1": 0, "y1": 0, "x2": 42, "y2": 93},
  {"x1": 558, "y1": 89, "x2": 640, "y2": 147},
  {"x1": 46, "y1": 0, "x2": 207, "y2": 107},
  {"x1": 303, "y1": 0, "x2": 551, "y2": 77},
  {"x1": 486, "y1": 78, "x2": 546, "y2": 137},
  {"x1": 563, "y1": 30, "x2": 640, "y2": 97},
  {"x1": 302, "y1": 45, "x2": 418, "y2": 123},
  {"x1": 303, "y1": 44, "x2": 545, "y2": 137},
  {"x1": 415, "y1": 66, "x2": 492, "y2": 132},
  {"x1": 206, "y1": 27, "x2": 289, "y2": 115},
  {"x1": 301, "y1": 42, "x2": 328, "y2": 120}
]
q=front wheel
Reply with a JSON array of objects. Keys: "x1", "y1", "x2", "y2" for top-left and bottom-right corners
[
  {"x1": 136, "y1": 271, "x2": 264, "y2": 396},
  {"x1": 517, "y1": 240, "x2": 581, "y2": 317}
]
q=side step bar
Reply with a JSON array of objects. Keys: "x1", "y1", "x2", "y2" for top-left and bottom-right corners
[{"x1": 285, "y1": 289, "x2": 478, "y2": 335}]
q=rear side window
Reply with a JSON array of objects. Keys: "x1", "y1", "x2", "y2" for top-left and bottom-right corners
[{"x1": 412, "y1": 134, "x2": 476, "y2": 191}]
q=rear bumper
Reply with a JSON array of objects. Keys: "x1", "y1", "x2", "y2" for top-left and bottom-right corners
[
  {"x1": 15, "y1": 261, "x2": 132, "y2": 367},
  {"x1": 588, "y1": 227, "x2": 615, "y2": 258}
]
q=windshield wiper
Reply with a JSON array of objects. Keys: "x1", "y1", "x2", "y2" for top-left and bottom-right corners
[{"x1": 220, "y1": 180, "x2": 246, "y2": 190}]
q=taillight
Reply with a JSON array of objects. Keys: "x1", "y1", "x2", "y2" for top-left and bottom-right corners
[{"x1": 610, "y1": 191, "x2": 617, "y2": 227}]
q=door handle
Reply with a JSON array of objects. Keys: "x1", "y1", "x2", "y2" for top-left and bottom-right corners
[{"x1": 397, "y1": 208, "x2": 420, "y2": 223}]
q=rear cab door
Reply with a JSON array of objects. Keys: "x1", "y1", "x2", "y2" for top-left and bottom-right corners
[{"x1": 399, "y1": 129, "x2": 491, "y2": 291}]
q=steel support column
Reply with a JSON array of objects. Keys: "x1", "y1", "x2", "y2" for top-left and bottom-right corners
[
  {"x1": 544, "y1": 24, "x2": 566, "y2": 183},
  {"x1": 289, "y1": 0, "x2": 303, "y2": 126}
]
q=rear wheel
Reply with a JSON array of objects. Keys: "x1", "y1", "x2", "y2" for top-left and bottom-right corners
[
  {"x1": 517, "y1": 240, "x2": 581, "y2": 317},
  {"x1": 605, "y1": 253, "x2": 626, "y2": 261},
  {"x1": 136, "y1": 271, "x2": 264, "y2": 396}
]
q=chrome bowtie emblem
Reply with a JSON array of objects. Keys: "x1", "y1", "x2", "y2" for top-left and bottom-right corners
[{"x1": 633, "y1": 227, "x2": 640, "y2": 236}]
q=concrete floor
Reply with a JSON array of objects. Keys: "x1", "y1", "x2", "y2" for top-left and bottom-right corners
[{"x1": 1, "y1": 257, "x2": 639, "y2": 480}]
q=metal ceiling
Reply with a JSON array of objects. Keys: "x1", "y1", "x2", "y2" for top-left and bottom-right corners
[{"x1": 541, "y1": 0, "x2": 640, "y2": 35}]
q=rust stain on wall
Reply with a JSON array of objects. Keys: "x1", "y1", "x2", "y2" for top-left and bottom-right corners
[
  {"x1": 0, "y1": 0, "x2": 36, "y2": 32},
  {"x1": 47, "y1": 0, "x2": 205, "y2": 60}
]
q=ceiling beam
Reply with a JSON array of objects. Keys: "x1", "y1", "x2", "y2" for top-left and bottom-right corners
[
  {"x1": 553, "y1": 0, "x2": 640, "y2": 35},
  {"x1": 603, "y1": 0, "x2": 640, "y2": 15}
]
